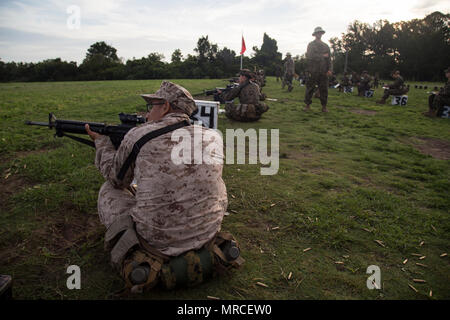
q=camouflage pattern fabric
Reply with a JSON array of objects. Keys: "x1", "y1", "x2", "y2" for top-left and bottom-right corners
[
  {"x1": 141, "y1": 81, "x2": 197, "y2": 116},
  {"x1": 284, "y1": 57, "x2": 295, "y2": 89},
  {"x1": 160, "y1": 247, "x2": 214, "y2": 289},
  {"x1": 305, "y1": 39, "x2": 331, "y2": 74},
  {"x1": 224, "y1": 102, "x2": 268, "y2": 122},
  {"x1": 221, "y1": 80, "x2": 268, "y2": 121},
  {"x1": 429, "y1": 80, "x2": 450, "y2": 111},
  {"x1": 94, "y1": 112, "x2": 227, "y2": 256},
  {"x1": 305, "y1": 39, "x2": 331, "y2": 105},
  {"x1": 380, "y1": 75, "x2": 408, "y2": 100},
  {"x1": 339, "y1": 74, "x2": 351, "y2": 92},
  {"x1": 373, "y1": 75, "x2": 379, "y2": 88},
  {"x1": 386, "y1": 75, "x2": 407, "y2": 91},
  {"x1": 304, "y1": 72, "x2": 329, "y2": 106},
  {"x1": 358, "y1": 74, "x2": 372, "y2": 96}
]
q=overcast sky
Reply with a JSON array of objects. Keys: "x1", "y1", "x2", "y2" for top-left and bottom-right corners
[{"x1": 0, "y1": 0, "x2": 448, "y2": 64}]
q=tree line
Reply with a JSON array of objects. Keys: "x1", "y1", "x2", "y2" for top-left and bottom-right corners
[
  {"x1": 0, "y1": 11, "x2": 448, "y2": 82},
  {"x1": 330, "y1": 11, "x2": 449, "y2": 81}
]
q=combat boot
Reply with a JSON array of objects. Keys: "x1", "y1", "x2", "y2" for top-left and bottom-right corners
[
  {"x1": 303, "y1": 105, "x2": 311, "y2": 111},
  {"x1": 376, "y1": 99, "x2": 386, "y2": 105},
  {"x1": 0, "y1": 275, "x2": 12, "y2": 300}
]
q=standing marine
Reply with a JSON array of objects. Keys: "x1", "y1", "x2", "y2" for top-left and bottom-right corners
[
  {"x1": 304, "y1": 27, "x2": 332, "y2": 112},
  {"x1": 284, "y1": 52, "x2": 295, "y2": 92},
  {"x1": 357, "y1": 71, "x2": 372, "y2": 96},
  {"x1": 219, "y1": 69, "x2": 269, "y2": 122},
  {"x1": 275, "y1": 64, "x2": 283, "y2": 83}
]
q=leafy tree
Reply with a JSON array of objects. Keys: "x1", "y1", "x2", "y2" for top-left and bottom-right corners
[
  {"x1": 171, "y1": 49, "x2": 183, "y2": 63},
  {"x1": 252, "y1": 33, "x2": 282, "y2": 75},
  {"x1": 85, "y1": 41, "x2": 119, "y2": 62}
]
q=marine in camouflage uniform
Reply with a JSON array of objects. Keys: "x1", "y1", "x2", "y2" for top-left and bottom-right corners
[
  {"x1": 425, "y1": 67, "x2": 450, "y2": 117},
  {"x1": 254, "y1": 69, "x2": 267, "y2": 101},
  {"x1": 284, "y1": 53, "x2": 295, "y2": 92},
  {"x1": 220, "y1": 69, "x2": 269, "y2": 122},
  {"x1": 357, "y1": 71, "x2": 372, "y2": 96},
  {"x1": 351, "y1": 72, "x2": 360, "y2": 87},
  {"x1": 373, "y1": 72, "x2": 380, "y2": 88},
  {"x1": 275, "y1": 64, "x2": 283, "y2": 83},
  {"x1": 304, "y1": 27, "x2": 332, "y2": 112},
  {"x1": 376, "y1": 70, "x2": 409, "y2": 104},
  {"x1": 339, "y1": 72, "x2": 351, "y2": 92},
  {"x1": 256, "y1": 69, "x2": 266, "y2": 88},
  {"x1": 87, "y1": 81, "x2": 227, "y2": 258}
]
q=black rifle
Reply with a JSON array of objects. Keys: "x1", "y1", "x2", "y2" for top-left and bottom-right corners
[
  {"x1": 25, "y1": 112, "x2": 146, "y2": 149},
  {"x1": 194, "y1": 83, "x2": 238, "y2": 104}
]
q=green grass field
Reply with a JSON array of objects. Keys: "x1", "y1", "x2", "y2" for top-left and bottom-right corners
[{"x1": 0, "y1": 77, "x2": 449, "y2": 300}]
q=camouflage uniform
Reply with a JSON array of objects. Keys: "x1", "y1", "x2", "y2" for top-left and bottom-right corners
[
  {"x1": 275, "y1": 64, "x2": 283, "y2": 82},
  {"x1": 380, "y1": 75, "x2": 408, "y2": 101},
  {"x1": 358, "y1": 72, "x2": 372, "y2": 96},
  {"x1": 222, "y1": 80, "x2": 268, "y2": 122},
  {"x1": 339, "y1": 73, "x2": 351, "y2": 92},
  {"x1": 95, "y1": 81, "x2": 227, "y2": 257},
  {"x1": 254, "y1": 70, "x2": 267, "y2": 101},
  {"x1": 284, "y1": 55, "x2": 295, "y2": 91},
  {"x1": 304, "y1": 39, "x2": 332, "y2": 106},
  {"x1": 256, "y1": 70, "x2": 266, "y2": 88},
  {"x1": 373, "y1": 74, "x2": 379, "y2": 88},
  {"x1": 428, "y1": 79, "x2": 450, "y2": 113}
]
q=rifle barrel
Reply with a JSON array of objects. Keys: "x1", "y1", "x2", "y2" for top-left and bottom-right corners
[{"x1": 25, "y1": 121, "x2": 51, "y2": 127}]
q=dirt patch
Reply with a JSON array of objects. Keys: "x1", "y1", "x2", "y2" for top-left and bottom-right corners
[
  {"x1": 14, "y1": 148, "x2": 53, "y2": 159},
  {"x1": 0, "y1": 199, "x2": 103, "y2": 266},
  {"x1": 0, "y1": 175, "x2": 33, "y2": 212},
  {"x1": 0, "y1": 175, "x2": 30, "y2": 197},
  {"x1": 348, "y1": 109, "x2": 377, "y2": 116},
  {"x1": 405, "y1": 137, "x2": 450, "y2": 160},
  {"x1": 282, "y1": 151, "x2": 312, "y2": 160}
]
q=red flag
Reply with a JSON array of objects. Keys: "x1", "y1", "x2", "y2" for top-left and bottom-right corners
[{"x1": 240, "y1": 36, "x2": 246, "y2": 55}]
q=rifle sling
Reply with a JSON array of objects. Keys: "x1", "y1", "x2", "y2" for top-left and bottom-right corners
[
  {"x1": 117, "y1": 120, "x2": 191, "y2": 181},
  {"x1": 60, "y1": 132, "x2": 95, "y2": 148}
]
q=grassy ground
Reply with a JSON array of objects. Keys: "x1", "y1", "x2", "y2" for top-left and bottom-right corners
[{"x1": 0, "y1": 77, "x2": 449, "y2": 300}]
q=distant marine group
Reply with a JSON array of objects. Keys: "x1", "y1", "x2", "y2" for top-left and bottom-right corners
[{"x1": 221, "y1": 26, "x2": 449, "y2": 121}]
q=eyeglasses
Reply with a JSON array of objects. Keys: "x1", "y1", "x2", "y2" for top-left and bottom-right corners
[{"x1": 146, "y1": 101, "x2": 166, "y2": 112}]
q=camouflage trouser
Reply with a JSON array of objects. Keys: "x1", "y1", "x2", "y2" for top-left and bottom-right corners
[
  {"x1": 304, "y1": 72, "x2": 329, "y2": 106},
  {"x1": 381, "y1": 88, "x2": 408, "y2": 101},
  {"x1": 284, "y1": 72, "x2": 294, "y2": 89},
  {"x1": 225, "y1": 102, "x2": 269, "y2": 122},
  {"x1": 358, "y1": 84, "x2": 370, "y2": 96},
  {"x1": 98, "y1": 181, "x2": 136, "y2": 228},
  {"x1": 429, "y1": 94, "x2": 450, "y2": 111}
]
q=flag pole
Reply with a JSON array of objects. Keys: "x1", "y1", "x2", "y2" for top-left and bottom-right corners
[{"x1": 240, "y1": 31, "x2": 244, "y2": 69}]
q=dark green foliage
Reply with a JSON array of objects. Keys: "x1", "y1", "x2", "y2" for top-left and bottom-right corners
[{"x1": 330, "y1": 12, "x2": 450, "y2": 81}]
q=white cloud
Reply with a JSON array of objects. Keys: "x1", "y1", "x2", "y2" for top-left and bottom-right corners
[{"x1": 0, "y1": 0, "x2": 448, "y2": 63}]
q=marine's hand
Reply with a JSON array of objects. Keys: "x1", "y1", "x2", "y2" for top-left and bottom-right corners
[
  {"x1": 323, "y1": 53, "x2": 329, "y2": 58},
  {"x1": 85, "y1": 124, "x2": 101, "y2": 141},
  {"x1": 327, "y1": 70, "x2": 332, "y2": 77}
]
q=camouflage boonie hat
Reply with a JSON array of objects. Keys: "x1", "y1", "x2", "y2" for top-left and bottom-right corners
[
  {"x1": 239, "y1": 69, "x2": 254, "y2": 79},
  {"x1": 312, "y1": 26, "x2": 325, "y2": 36},
  {"x1": 286, "y1": 52, "x2": 292, "y2": 56},
  {"x1": 141, "y1": 81, "x2": 196, "y2": 116}
]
